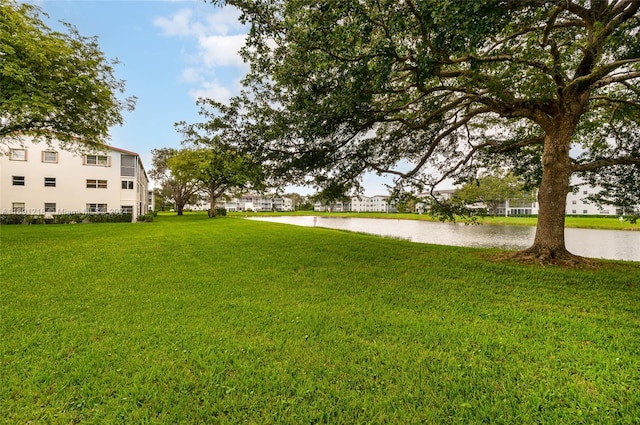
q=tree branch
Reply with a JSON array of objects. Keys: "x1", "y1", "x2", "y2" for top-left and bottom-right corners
[{"x1": 572, "y1": 156, "x2": 640, "y2": 172}]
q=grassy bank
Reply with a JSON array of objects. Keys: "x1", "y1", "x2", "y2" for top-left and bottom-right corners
[
  {"x1": 2, "y1": 213, "x2": 639, "y2": 424},
  {"x1": 231, "y1": 210, "x2": 639, "y2": 231}
]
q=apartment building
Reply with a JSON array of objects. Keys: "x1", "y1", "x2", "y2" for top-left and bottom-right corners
[
  {"x1": 314, "y1": 195, "x2": 396, "y2": 213},
  {"x1": 218, "y1": 195, "x2": 294, "y2": 212},
  {"x1": 565, "y1": 182, "x2": 622, "y2": 216},
  {"x1": 1, "y1": 137, "x2": 150, "y2": 221},
  {"x1": 184, "y1": 194, "x2": 294, "y2": 212}
]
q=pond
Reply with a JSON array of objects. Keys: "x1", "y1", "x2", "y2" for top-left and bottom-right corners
[{"x1": 248, "y1": 216, "x2": 640, "y2": 262}]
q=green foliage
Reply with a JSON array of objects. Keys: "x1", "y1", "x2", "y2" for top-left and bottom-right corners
[
  {"x1": 581, "y1": 163, "x2": 640, "y2": 219},
  {"x1": 214, "y1": 208, "x2": 227, "y2": 217},
  {"x1": 0, "y1": 213, "x2": 132, "y2": 224},
  {"x1": 150, "y1": 148, "x2": 201, "y2": 215},
  {"x1": 0, "y1": 213, "x2": 26, "y2": 224},
  {"x1": 172, "y1": 123, "x2": 266, "y2": 217},
  {"x1": 0, "y1": 1, "x2": 135, "y2": 152},
  {"x1": 205, "y1": 0, "x2": 640, "y2": 256},
  {"x1": 454, "y1": 170, "x2": 534, "y2": 216},
  {"x1": 1, "y1": 214, "x2": 639, "y2": 423},
  {"x1": 136, "y1": 212, "x2": 155, "y2": 222}
]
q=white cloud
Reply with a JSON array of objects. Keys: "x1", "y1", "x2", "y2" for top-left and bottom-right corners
[
  {"x1": 202, "y1": 7, "x2": 245, "y2": 36},
  {"x1": 155, "y1": 6, "x2": 248, "y2": 103},
  {"x1": 154, "y1": 9, "x2": 194, "y2": 37},
  {"x1": 198, "y1": 34, "x2": 247, "y2": 68},
  {"x1": 188, "y1": 80, "x2": 233, "y2": 104},
  {"x1": 180, "y1": 67, "x2": 201, "y2": 84}
]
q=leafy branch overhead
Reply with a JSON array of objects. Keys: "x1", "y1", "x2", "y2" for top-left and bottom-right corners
[{"x1": 0, "y1": 1, "x2": 136, "y2": 152}]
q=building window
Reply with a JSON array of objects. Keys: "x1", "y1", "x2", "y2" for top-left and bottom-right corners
[
  {"x1": 86, "y1": 203, "x2": 107, "y2": 213},
  {"x1": 86, "y1": 179, "x2": 107, "y2": 189},
  {"x1": 10, "y1": 149, "x2": 26, "y2": 161},
  {"x1": 121, "y1": 205, "x2": 133, "y2": 214},
  {"x1": 44, "y1": 177, "x2": 56, "y2": 187},
  {"x1": 571, "y1": 200, "x2": 577, "y2": 204},
  {"x1": 121, "y1": 154, "x2": 136, "y2": 177},
  {"x1": 571, "y1": 210, "x2": 576, "y2": 214},
  {"x1": 582, "y1": 190, "x2": 588, "y2": 195},
  {"x1": 84, "y1": 154, "x2": 109, "y2": 166},
  {"x1": 583, "y1": 210, "x2": 588, "y2": 214},
  {"x1": 12, "y1": 202, "x2": 25, "y2": 213},
  {"x1": 44, "y1": 203, "x2": 56, "y2": 213},
  {"x1": 121, "y1": 180, "x2": 134, "y2": 189},
  {"x1": 42, "y1": 151, "x2": 58, "y2": 163},
  {"x1": 12, "y1": 176, "x2": 25, "y2": 186}
]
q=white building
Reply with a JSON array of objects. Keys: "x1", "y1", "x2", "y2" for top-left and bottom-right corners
[
  {"x1": 565, "y1": 182, "x2": 623, "y2": 216},
  {"x1": 314, "y1": 195, "x2": 396, "y2": 213},
  {"x1": 404, "y1": 176, "x2": 630, "y2": 217},
  {"x1": 184, "y1": 194, "x2": 295, "y2": 212},
  {"x1": 1, "y1": 137, "x2": 150, "y2": 221},
  {"x1": 350, "y1": 195, "x2": 396, "y2": 212},
  {"x1": 219, "y1": 194, "x2": 294, "y2": 212}
]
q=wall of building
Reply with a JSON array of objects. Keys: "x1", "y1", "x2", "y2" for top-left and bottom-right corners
[
  {"x1": 1, "y1": 137, "x2": 149, "y2": 221},
  {"x1": 314, "y1": 195, "x2": 396, "y2": 213}
]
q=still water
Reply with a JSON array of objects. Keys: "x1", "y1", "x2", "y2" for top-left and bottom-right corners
[{"x1": 249, "y1": 216, "x2": 640, "y2": 262}]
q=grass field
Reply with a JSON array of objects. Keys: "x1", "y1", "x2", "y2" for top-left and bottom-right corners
[
  {"x1": 2, "y1": 213, "x2": 639, "y2": 424},
  {"x1": 231, "y1": 210, "x2": 640, "y2": 231}
]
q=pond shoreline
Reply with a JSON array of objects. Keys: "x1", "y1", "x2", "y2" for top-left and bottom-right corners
[
  {"x1": 248, "y1": 215, "x2": 640, "y2": 262},
  {"x1": 231, "y1": 211, "x2": 640, "y2": 231}
]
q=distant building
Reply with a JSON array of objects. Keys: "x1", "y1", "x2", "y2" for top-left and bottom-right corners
[
  {"x1": 565, "y1": 181, "x2": 625, "y2": 216},
  {"x1": 1, "y1": 136, "x2": 150, "y2": 221},
  {"x1": 314, "y1": 195, "x2": 396, "y2": 213},
  {"x1": 413, "y1": 177, "x2": 633, "y2": 217},
  {"x1": 190, "y1": 194, "x2": 294, "y2": 212}
]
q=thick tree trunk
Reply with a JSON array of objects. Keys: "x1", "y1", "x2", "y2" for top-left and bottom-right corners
[
  {"x1": 177, "y1": 205, "x2": 184, "y2": 216},
  {"x1": 208, "y1": 195, "x2": 217, "y2": 218},
  {"x1": 517, "y1": 119, "x2": 583, "y2": 263}
]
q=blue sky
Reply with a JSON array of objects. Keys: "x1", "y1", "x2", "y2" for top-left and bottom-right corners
[{"x1": 29, "y1": 0, "x2": 403, "y2": 195}]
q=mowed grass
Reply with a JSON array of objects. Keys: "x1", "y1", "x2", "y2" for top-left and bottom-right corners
[
  {"x1": 1, "y1": 213, "x2": 639, "y2": 424},
  {"x1": 232, "y1": 210, "x2": 640, "y2": 231}
]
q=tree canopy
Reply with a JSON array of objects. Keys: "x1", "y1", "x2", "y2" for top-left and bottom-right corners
[
  {"x1": 206, "y1": 0, "x2": 640, "y2": 263},
  {"x1": 150, "y1": 148, "x2": 202, "y2": 216},
  {"x1": 170, "y1": 114, "x2": 267, "y2": 217},
  {"x1": 0, "y1": 1, "x2": 135, "y2": 152}
]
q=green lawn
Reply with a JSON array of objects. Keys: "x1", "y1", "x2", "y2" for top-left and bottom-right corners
[
  {"x1": 2, "y1": 213, "x2": 639, "y2": 424},
  {"x1": 231, "y1": 210, "x2": 639, "y2": 231}
]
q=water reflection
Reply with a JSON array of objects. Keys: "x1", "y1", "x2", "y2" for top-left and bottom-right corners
[{"x1": 248, "y1": 216, "x2": 640, "y2": 262}]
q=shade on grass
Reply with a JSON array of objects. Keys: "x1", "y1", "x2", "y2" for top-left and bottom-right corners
[{"x1": 1, "y1": 213, "x2": 639, "y2": 424}]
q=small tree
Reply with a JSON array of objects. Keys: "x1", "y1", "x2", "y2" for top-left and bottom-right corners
[
  {"x1": 168, "y1": 147, "x2": 265, "y2": 217},
  {"x1": 150, "y1": 148, "x2": 200, "y2": 216},
  {"x1": 1, "y1": 1, "x2": 135, "y2": 152},
  {"x1": 454, "y1": 171, "x2": 533, "y2": 216}
]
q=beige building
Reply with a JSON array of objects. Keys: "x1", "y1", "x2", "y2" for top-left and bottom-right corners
[{"x1": 1, "y1": 137, "x2": 149, "y2": 221}]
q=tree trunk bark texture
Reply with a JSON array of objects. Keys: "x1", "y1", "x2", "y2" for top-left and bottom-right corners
[
  {"x1": 208, "y1": 195, "x2": 217, "y2": 218},
  {"x1": 517, "y1": 116, "x2": 585, "y2": 264}
]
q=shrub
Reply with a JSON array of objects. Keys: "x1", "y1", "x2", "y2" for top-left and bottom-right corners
[
  {"x1": 137, "y1": 212, "x2": 155, "y2": 222},
  {"x1": 0, "y1": 214, "x2": 26, "y2": 225}
]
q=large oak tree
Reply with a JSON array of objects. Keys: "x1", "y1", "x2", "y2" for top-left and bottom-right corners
[
  {"x1": 208, "y1": 0, "x2": 640, "y2": 262},
  {"x1": 1, "y1": 1, "x2": 135, "y2": 152}
]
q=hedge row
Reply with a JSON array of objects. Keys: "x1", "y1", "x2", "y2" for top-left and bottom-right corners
[{"x1": 0, "y1": 213, "x2": 133, "y2": 225}]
